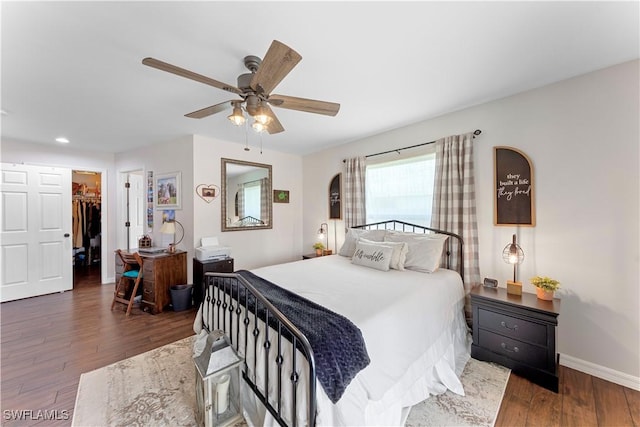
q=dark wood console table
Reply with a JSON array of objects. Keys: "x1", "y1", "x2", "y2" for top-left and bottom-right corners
[{"x1": 193, "y1": 257, "x2": 234, "y2": 307}]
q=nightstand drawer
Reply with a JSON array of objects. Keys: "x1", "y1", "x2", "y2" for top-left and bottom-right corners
[
  {"x1": 478, "y1": 308, "x2": 547, "y2": 346},
  {"x1": 478, "y1": 329, "x2": 548, "y2": 369}
]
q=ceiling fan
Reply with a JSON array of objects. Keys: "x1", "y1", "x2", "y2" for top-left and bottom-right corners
[{"x1": 142, "y1": 40, "x2": 340, "y2": 134}]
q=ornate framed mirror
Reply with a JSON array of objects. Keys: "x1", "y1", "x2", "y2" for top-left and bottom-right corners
[{"x1": 221, "y1": 158, "x2": 272, "y2": 232}]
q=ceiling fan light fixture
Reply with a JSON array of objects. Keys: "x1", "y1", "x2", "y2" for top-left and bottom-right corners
[
  {"x1": 252, "y1": 120, "x2": 267, "y2": 133},
  {"x1": 227, "y1": 103, "x2": 246, "y2": 126},
  {"x1": 254, "y1": 106, "x2": 270, "y2": 126}
]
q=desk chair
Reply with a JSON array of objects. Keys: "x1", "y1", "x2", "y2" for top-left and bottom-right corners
[{"x1": 112, "y1": 250, "x2": 144, "y2": 316}]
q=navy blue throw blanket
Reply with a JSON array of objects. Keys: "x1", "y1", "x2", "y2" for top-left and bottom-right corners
[{"x1": 235, "y1": 270, "x2": 370, "y2": 403}]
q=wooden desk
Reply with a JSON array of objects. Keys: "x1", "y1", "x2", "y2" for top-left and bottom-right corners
[{"x1": 115, "y1": 250, "x2": 187, "y2": 314}]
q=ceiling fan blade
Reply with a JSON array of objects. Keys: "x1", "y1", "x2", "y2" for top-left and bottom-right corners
[
  {"x1": 268, "y1": 94, "x2": 340, "y2": 116},
  {"x1": 250, "y1": 40, "x2": 302, "y2": 95},
  {"x1": 142, "y1": 57, "x2": 241, "y2": 95},
  {"x1": 263, "y1": 105, "x2": 284, "y2": 134},
  {"x1": 185, "y1": 100, "x2": 235, "y2": 119}
]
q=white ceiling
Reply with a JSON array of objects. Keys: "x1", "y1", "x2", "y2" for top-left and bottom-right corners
[{"x1": 2, "y1": 1, "x2": 638, "y2": 156}]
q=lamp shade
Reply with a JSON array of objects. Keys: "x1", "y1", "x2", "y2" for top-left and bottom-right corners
[
  {"x1": 160, "y1": 221, "x2": 176, "y2": 235},
  {"x1": 502, "y1": 234, "x2": 524, "y2": 265},
  {"x1": 317, "y1": 223, "x2": 328, "y2": 240},
  {"x1": 159, "y1": 220, "x2": 184, "y2": 248}
]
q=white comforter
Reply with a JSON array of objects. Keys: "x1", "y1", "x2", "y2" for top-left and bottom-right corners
[{"x1": 242, "y1": 255, "x2": 471, "y2": 426}]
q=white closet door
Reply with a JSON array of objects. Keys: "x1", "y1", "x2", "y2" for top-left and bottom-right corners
[{"x1": 1, "y1": 163, "x2": 72, "y2": 302}]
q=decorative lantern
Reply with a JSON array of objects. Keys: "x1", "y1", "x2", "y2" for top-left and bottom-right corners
[{"x1": 194, "y1": 330, "x2": 243, "y2": 427}]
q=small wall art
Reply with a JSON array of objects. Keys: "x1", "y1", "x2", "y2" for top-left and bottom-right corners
[
  {"x1": 196, "y1": 184, "x2": 220, "y2": 203},
  {"x1": 147, "y1": 171, "x2": 154, "y2": 228},
  {"x1": 273, "y1": 189, "x2": 290, "y2": 203}
]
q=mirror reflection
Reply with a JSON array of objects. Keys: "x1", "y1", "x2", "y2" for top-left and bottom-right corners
[{"x1": 221, "y1": 158, "x2": 272, "y2": 231}]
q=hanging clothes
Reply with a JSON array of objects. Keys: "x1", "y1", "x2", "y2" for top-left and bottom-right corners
[{"x1": 72, "y1": 197, "x2": 101, "y2": 264}]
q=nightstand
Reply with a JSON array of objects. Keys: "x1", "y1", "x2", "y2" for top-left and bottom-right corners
[
  {"x1": 193, "y1": 257, "x2": 234, "y2": 307},
  {"x1": 303, "y1": 251, "x2": 332, "y2": 260},
  {"x1": 471, "y1": 286, "x2": 561, "y2": 392}
]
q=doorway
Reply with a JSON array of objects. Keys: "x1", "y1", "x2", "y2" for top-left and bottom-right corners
[
  {"x1": 118, "y1": 170, "x2": 145, "y2": 251},
  {"x1": 72, "y1": 170, "x2": 102, "y2": 287}
]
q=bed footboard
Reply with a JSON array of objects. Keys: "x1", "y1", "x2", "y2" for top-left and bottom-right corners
[{"x1": 202, "y1": 272, "x2": 317, "y2": 427}]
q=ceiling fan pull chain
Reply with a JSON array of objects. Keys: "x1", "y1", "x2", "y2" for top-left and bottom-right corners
[{"x1": 244, "y1": 120, "x2": 250, "y2": 151}]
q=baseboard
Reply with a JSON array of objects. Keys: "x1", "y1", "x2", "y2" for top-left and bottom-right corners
[{"x1": 560, "y1": 353, "x2": 640, "y2": 391}]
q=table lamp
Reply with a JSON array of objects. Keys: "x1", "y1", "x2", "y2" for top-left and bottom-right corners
[
  {"x1": 503, "y1": 234, "x2": 524, "y2": 295},
  {"x1": 160, "y1": 219, "x2": 184, "y2": 253}
]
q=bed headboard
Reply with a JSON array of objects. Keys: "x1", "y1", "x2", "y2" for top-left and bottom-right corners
[{"x1": 352, "y1": 220, "x2": 464, "y2": 277}]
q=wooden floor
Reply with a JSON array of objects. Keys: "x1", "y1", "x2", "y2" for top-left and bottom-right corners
[
  {"x1": 1, "y1": 265, "x2": 638, "y2": 426},
  {"x1": 1, "y1": 265, "x2": 195, "y2": 426}
]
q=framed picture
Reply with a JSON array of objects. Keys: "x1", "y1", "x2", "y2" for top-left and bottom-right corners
[
  {"x1": 273, "y1": 189, "x2": 289, "y2": 203},
  {"x1": 155, "y1": 172, "x2": 182, "y2": 210},
  {"x1": 494, "y1": 147, "x2": 535, "y2": 226}
]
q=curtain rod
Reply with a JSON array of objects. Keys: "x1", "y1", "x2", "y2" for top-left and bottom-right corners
[{"x1": 343, "y1": 129, "x2": 482, "y2": 163}]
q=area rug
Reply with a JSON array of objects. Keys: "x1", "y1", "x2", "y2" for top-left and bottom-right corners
[
  {"x1": 406, "y1": 357, "x2": 510, "y2": 427},
  {"x1": 73, "y1": 337, "x2": 510, "y2": 426}
]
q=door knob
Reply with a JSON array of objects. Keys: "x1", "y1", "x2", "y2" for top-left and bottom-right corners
[{"x1": 64, "y1": 233, "x2": 70, "y2": 237}]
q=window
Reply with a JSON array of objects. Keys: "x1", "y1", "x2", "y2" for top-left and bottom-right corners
[
  {"x1": 366, "y1": 153, "x2": 436, "y2": 226},
  {"x1": 243, "y1": 182, "x2": 261, "y2": 220}
]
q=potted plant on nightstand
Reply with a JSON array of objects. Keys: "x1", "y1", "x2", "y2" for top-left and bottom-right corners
[
  {"x1": 530, "y1": 276, "x2": 560, "y2": 300},
  {"x1": 313, "y1": 242, "x2": 325, "y2": 256}
]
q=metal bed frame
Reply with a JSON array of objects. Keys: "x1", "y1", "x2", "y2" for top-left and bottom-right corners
[{"x1": 200, "y1": 220, "x2": 463, "y2": 427}]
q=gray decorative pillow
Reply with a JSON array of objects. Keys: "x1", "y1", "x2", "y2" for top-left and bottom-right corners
[
  {"x1": 351, "y1": 241, "x2": 393, "y2": 271},
  {"x1": 338, "y1": 228, "x2": 387, "y2": 257}
]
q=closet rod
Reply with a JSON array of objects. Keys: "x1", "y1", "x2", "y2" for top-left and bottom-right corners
[{"x1": 343, "y1": 129, "x2": 481, "y2": 162}]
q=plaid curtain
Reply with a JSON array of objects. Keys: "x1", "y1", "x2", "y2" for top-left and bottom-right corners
[
  {"x1": 431, "y1": 132, "x2": 481, "y2": 325},
  {"x1": 237, "y1": 183, "x2": 245, "y2": 219},
  {"x1": 260, "y1": 178, "x2": 269, "y2": 224},
  {"x1": 344, "y1": 157, "x2": 367, "y2": 227}
]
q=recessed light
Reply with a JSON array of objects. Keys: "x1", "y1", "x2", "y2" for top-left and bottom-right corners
[{"x1": 55, "y1": 137, "x2": 70, "y2": 144}]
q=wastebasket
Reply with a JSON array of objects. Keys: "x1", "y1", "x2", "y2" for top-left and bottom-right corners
[{"x1": 170, "y1": 284, "x2": 193, "y2": 311}]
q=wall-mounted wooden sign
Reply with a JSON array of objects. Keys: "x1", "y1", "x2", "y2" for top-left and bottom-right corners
[
  {"x1": 494, "y1": 146, "x2": 535, "y2": 226},
  {"x1": 329, "y1": 173, "x2": 342, "y2": 219}
]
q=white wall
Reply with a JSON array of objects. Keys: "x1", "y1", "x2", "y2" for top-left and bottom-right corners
[
  {"x1": 0, "y1": 140, "x2": 117, "y2": 283},
  {"x1": 302, "y1": 60, "x2": 640, "y2": 387},
  {"x1": 115, "y1": 136, "x2": 194, "y2": 281},
  {"x1": 193, "y1": 135, "x2": 303, "y2": 270},
  {"x1": 1, "y1": 132, "x2": 304, "y2": 284}
]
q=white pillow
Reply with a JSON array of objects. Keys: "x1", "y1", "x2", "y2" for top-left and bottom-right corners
[
  {"x1": 338, "y1": 228, "x2": 387, "y2": 257},
  {"x1": 359, "y1": 238, "x2": 408, "y2": 270},
  {"x1": 351, "y1": 241, "x2": 393, "y2": 271},
  {"x1": 384, "y1": 232, "x2": 449, "y2": 273}
]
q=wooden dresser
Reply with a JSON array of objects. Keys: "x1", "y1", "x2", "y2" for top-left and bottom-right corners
[
  {"x1": 115, "y1": 250, "x2": 187, "y2": 314},
  {"x1": 471, "y1": 285, "x2": 561, "y2": 392}
]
